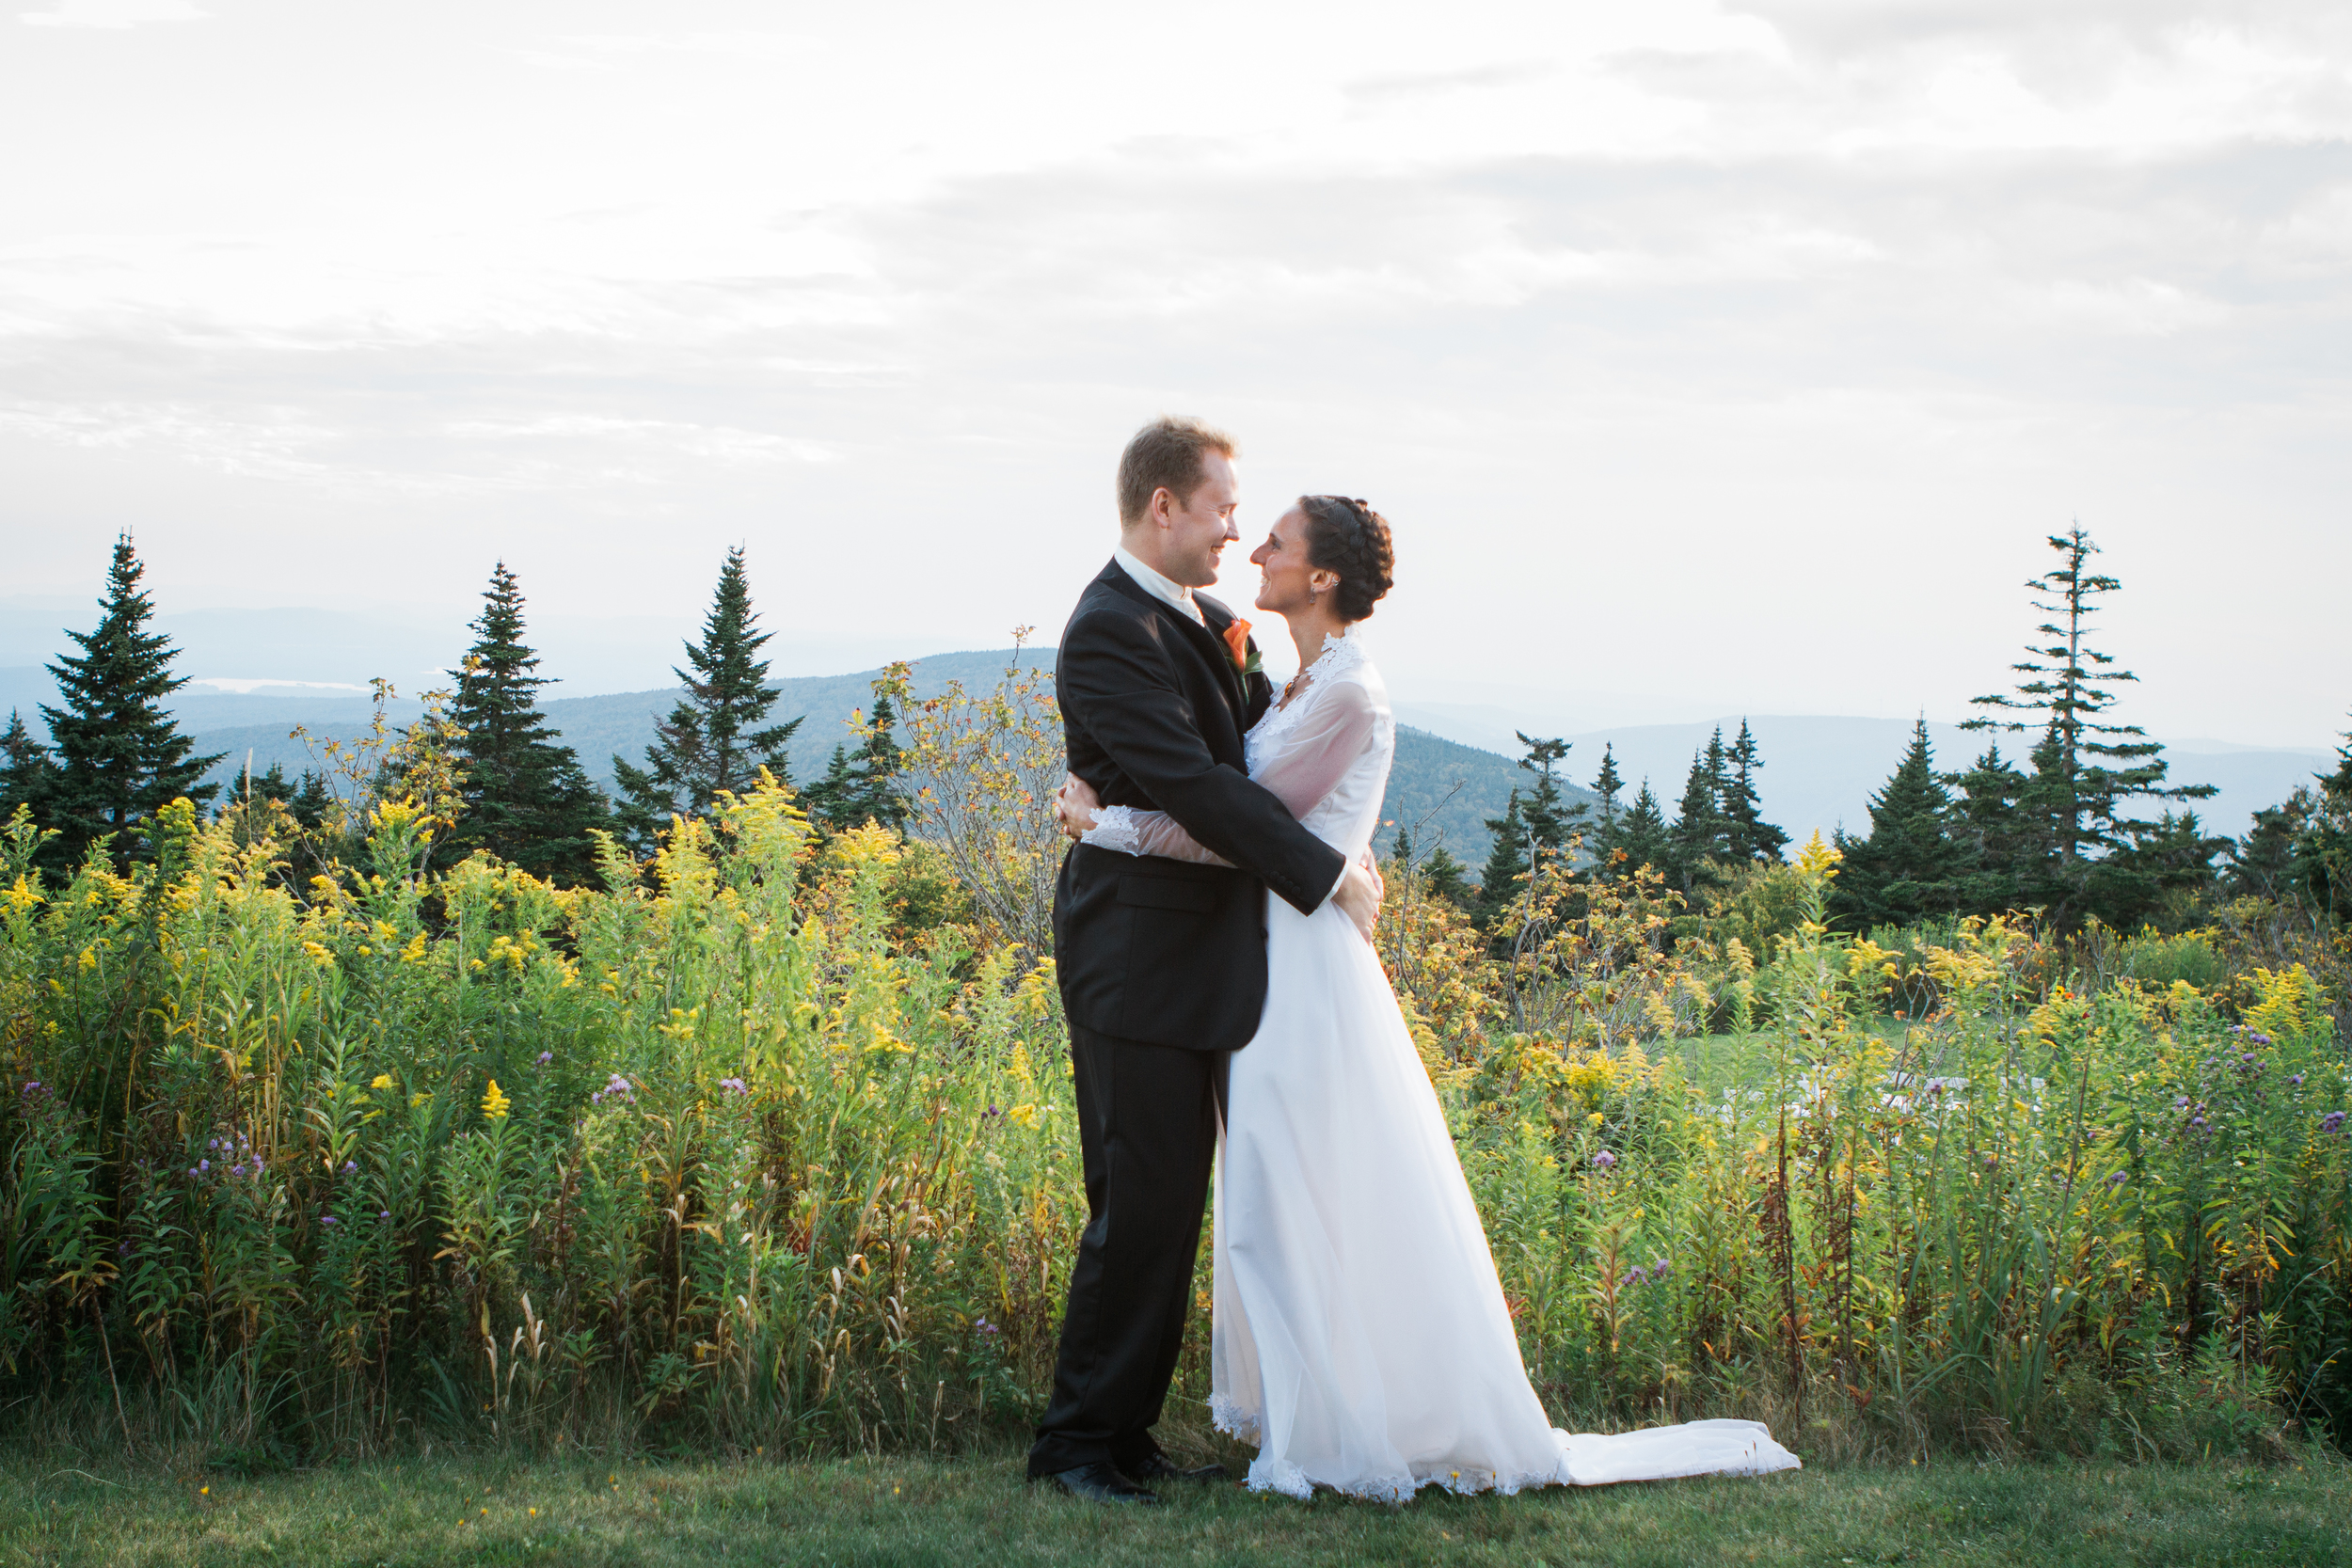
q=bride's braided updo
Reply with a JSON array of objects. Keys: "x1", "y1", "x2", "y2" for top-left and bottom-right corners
[{"x1": 1299, "y1": 496, "x2": 1395, "y2": 623}]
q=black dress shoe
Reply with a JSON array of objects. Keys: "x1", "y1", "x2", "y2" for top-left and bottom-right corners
[
  {"x1": 1123, "y1": 1453, "x2": 1231, "y2": 1484},
  {"x1": 1041, "y1": 1463, "x2": 1160, "y2": 1504}
]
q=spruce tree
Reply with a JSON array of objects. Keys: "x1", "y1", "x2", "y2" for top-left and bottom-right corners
[
  {"x1": 1947, "y1": 742, "x2": 2030, "y2": 915},
  {"x1": 1513, "y1": 732, "x2": 1585, "y2": 868},
  {"x1": 1830, "y1": 720, "x2": 1966, "y2": 931},
  {"x1": 1613, "y1": 780, "x2": 1673, "y2": 879},
  {"x1": 2228, "y1": 789, "x2": 2313, "y2": 901},
  {"x1": 804, "y1": 691, "x2": 909, "y2": 834},
  {"x1": 2295, "y1": 713, "x2": 2352, "y2": 917},
  {"x1": 1668, "y1": 731, "x2": 1732, "y2": 891},
  {"x1": 1963, "y1": 529, "x2": 2213, "y2": 926},
  {"x1": 0, "y1": 711, "x2": 57, "y2": 839},
  {"x1": 40, "y1": 535, "x2": 223, "y2": 874},
  {"x1": 1591, "y1": 743, "x2": 1624, "y2": 834},
  {"x1": 612, "y1": 546, "x2": 803, "y2": 852},
  {"x1": 1723, "y1": 720, "x2": 1788, "y2": 863},
  {"x1": 446, "y1": 562, "x2": 611, "y2": 883},
  {"x1": 1422, "y1": 843, "x2": 1474, "y2": 907},
  {"x1": 1473, "y1": 791, "x2": 1529, "y2": 929}
]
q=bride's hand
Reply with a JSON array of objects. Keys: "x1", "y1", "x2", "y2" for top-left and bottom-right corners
[{"x1": 1055, "y1": 772, "x2": 1103, "y2": 841}]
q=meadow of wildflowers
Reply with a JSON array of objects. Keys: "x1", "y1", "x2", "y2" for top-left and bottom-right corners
[{"x1": 0, "y1": 722, "x2": 2345, "y2": 1465}]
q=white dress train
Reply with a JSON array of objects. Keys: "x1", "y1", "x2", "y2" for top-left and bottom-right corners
[{"x1": 1082, "y1": 629, "x2": 1801, "y2": 1500}]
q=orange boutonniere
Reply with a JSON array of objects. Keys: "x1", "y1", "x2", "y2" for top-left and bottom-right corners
[{"x1": 1220, "y1": 617, "x2": 1262, "y2": 676}]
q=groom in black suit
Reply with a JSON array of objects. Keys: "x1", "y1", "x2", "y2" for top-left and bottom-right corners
[{"x1": 1027, "y1": 417, "x2": 1383, "y2": 1502}]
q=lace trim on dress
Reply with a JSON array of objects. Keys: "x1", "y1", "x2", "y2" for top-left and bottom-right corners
[
  {"x1": 1247, "y1": 628, "x2": 1371, "y2": 754},
  {"x1": 1080, "y1": 803, "x2": 1146, "y2": 857}
]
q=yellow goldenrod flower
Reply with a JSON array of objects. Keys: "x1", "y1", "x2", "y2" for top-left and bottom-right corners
[
  {"x1": 372, "y1": 1074, "x2": 395, "y2": 1092},
  {"x1": 482, "y1": 1080, "x2": 511, "y2": 1119}
]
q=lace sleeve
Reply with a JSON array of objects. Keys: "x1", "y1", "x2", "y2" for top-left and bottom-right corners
[
  {"x1": 1250, "y1": 676, "x2": 1378, "y2": 819},
  {"x1": 1080, "y1": 805, "x2": 1233, "y2": 866}
]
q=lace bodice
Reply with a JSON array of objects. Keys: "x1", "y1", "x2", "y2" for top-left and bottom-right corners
[{"x1": 1084, "y1": 629, "x2": 1394, "y2": 866}]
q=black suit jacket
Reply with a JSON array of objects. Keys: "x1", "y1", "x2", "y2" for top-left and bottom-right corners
[{"x1": 1052, "y1": 560, "x2": 1348, "y2": 1053}]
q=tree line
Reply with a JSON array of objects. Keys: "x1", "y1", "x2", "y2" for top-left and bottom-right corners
[
  {"x1": 1391, "y1": 530, "x2": 2350, "y2": 938},
  {"x1": 0, "y1": 537, "x2": 910, "y2": 886}
]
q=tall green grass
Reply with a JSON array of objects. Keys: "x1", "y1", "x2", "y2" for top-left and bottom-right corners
[{"x1": 0, "y1": 788, "x2": 2345, "y2": 1465}]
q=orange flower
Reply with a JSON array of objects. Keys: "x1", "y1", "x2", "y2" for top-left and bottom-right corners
[{"x1": 1220, "y1": 616, "x2": 1252, "y2": 672}]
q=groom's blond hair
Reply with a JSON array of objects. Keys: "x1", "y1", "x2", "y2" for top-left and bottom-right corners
[{"x1": 1118, "y1": 416, "x2": 1235, "y2": 529}]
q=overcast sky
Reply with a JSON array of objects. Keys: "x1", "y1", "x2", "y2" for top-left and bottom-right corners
[{"x1": 4, "y1": 0, "x2": 2347, "y2": 745}]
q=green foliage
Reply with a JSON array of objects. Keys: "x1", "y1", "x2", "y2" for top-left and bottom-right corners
[
  {"x1": 33, "y1": 534, "x2": 223, "y2": 878},
  {"x1": 1723, "y1": 721, "x2": 1787, "y2": 864},
  {"x1": 803, "y1": 690, "x2": 910, "y2": 836},
  {"x1": 612, "y1": 547, "x2": 803, "y2": 854},
  {"x1": 1831, "y1": 720, "x2": 1968, "y2": 931},
  {"x1": 446, "y1": 562, "x2": 612, "y2": 884},
  {"x1": 1961, "y1": 529, "x2": 2217, "y2": 928}
]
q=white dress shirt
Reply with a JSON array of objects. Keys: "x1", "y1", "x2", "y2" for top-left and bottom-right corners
[{"x1": 1114, "y1": 544, "x2": 1205, "y2": 626}]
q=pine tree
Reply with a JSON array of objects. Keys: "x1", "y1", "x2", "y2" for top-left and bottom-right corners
[
  {"x1": 446, "y1": 562, "x2": 611, "y2": 883},
  {"x1": 1513, "y1": 732, "x2": 1585, "y2": 869},
  {"x1": 1422, "y1": 843, "x2": 1474, "y2": 907},
  {"x1": 804, "y1": 691, "x2": 909, "y2": 834},
  {"x1": 612, "y1": 547, "x2": 803, "y2": 852},
  {"x1": 1668, "y1": 730, "x2": 1732, "y2": 892},
  {"x1": 0, "y1": 711, "x2": 57, "y2": 839},
  {"x1": 1722, "y1": 720, "x2": 1788, "y2": 863},
  {"x1": 1947, "y1": 742, "x2": 2031, "y2": 915},
  {"x1": 2096, "y1": 810, "x2": 2228, "y2": 927},
  {"x1": 2228, "y1": 789, "x2": 2313, "y2": 901},
  {"x1": 1830, "y1": 720, "x2": 1966, "y2": 931},
  {"x1": 40, "y1": 535, "x2": 223, "y2": 874},
  {"x1": 1963, "y1": 528, "x2": 2213, "y2": 926},
  {"x1": 1473, "y1": 791, "x2": 1528, "y2": 929},
  {"x1": 2296, "y1": 713, "x2": 2352, "y2": 918},
  {"x1": 1613, "y1": 780, "x2": 1673, "y2": 879},
  {"x1": 1591, "y1": 743, "x2": 1624, "y2": 834}
]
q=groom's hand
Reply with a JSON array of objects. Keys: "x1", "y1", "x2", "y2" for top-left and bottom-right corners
[{"x1": 1332, "y1": 855, "x2": 1383, "y2": 943}]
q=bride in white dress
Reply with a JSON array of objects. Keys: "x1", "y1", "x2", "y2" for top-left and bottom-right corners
[{"x1": 1056, "y1": 495, "x2": 1799, "y2": 1501}]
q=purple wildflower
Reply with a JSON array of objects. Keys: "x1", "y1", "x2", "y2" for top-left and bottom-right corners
[
  {"x1": 378, "y1": 1210, "x2": 390, "y2": 1220},
  {"x1": 21, "y1": 1081, "x2": 37, "y2": 1094},
  {"x1": 2105, "y1": 1170, "x2": 2128, "y2": 1190},
  {"x1": 320, "y1": 1215, "x2": 337, "y2": 1226},
  {"x1": 2322, "y1": 1112, "x2": 2347, "y2": 1135},
  {"x1": 2189, "y1": 1117, "x2": 2208, "y2": 1131},
  {"x1": 199, "y1": 1160, "x2": 209, "y2": 1173},
  {"x1": 537, "y1": 1051, "x2": 553, "y2": 1065},
  {"x1": 2254, "y1": 1033, "x2": 2273, "y2": 1047},
  {"x1": 342, "y1": 1160, "x2": 358, "y2": 1175},
  {"x1": 1650, "y1": 1259, "x2": 1672, "y2": 1282},
  {"x1": 187, "y1": 1167, "x2": 199, "y2": 1179},
  {"x1": 1591, "y1": 1149, "x2": 1617, "y2": 1171},
  {"x1": 976, "y1": 1317, "x2": 999, "y2": 1336},
  {"x1": 719, "y1": 1077, "x2": 747, "y2": 1095},
  {"x1": 2291, "y1": 1074, "x2": 2306, "y2": 1087}
]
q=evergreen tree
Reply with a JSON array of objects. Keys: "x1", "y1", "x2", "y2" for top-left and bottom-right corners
[
  {"x1": 1667, "y1": 730, "x2": 1732, "y2": 891},
  {"x1": 1946, "y1": 742, "x2": 2031, "y2": 915},
  {"x1": 804, "y1": 690, "x2": 909, "y2": 834},
  {"x1": 446, "y1": 562, "x2": 612, "y2": 883},
  {"x1": 39, "y1": 535, "x2": 223, "y2": 874},
  {"x1": 1829, "y1": 720, "x2": 1967, "y2": 931},
  {"x1": 1422, "y1": 843, "x2": 1474, "y2": 907},
  {"x1": 1963, "y1": 529, "x2": 2213, "y2": 926},
  {"x1": 2095, "y1": 809, "x2": 2228, "y2": 927},
  {"x1": 1591, "y1": 742, "x2": 1624, "y2": 834},
  {"x1": 1722, "y1": 720, "x2": 1788, "y2": 863},
  {"x1": 1513, "y1": 732, "x2": 1585, "y2": 868},
  {"x1": 2227, "y1": 789, "x2": 2313, "y2": 901},
  {"x1": 1613, "y1": 780, "x2": 1673, "y2": 879},
  {"x1": 0, "y1": 711, "x2": 57, "y2": 838},
  {"x1": 1473, "y1": 791, "x2": 1528, "y2": 929},
  {"x1": 2296, "y1": 713, "x2": 2352, "y2": 917},
  {"x1": 612, "y1": 546, "x2": 803, "y2": 852}
]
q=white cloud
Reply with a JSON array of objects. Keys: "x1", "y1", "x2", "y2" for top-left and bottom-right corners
[{"x1": 20, "y1": 0, "x2": 204, "y2": 28}]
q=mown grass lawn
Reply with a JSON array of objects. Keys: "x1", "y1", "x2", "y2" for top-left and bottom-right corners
[{"x1": 0, "y1": 1446, "x2": 2344, "y2": 1567}]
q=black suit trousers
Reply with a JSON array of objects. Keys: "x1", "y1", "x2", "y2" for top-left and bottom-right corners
[{"x1": 1025, "y1": 1024, "x2": 1227, "y2": 1478}]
